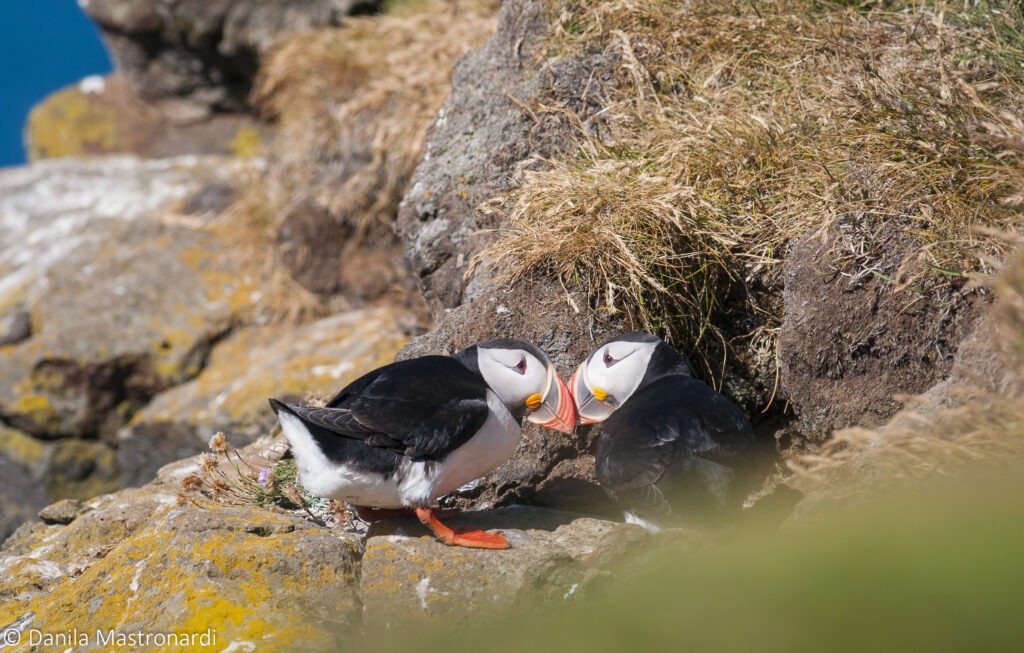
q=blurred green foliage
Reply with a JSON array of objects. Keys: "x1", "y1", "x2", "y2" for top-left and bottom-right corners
[{"x1": 376, "y1": 472, "x2": 1024, "y2": 652}]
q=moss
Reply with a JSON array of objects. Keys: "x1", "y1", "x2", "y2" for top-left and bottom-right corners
[{"x1": 25, "y1": 85, "x2": 120, "y2": 161}]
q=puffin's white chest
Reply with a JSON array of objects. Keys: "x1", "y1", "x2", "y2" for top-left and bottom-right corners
[{"x1": 399, "y1": 390, "x2": 521, "y2": 505}]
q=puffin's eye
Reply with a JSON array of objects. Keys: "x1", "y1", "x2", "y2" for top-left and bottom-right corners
[
  {"x1": 603, "y1": 351, "x2": 617, "y2": 367},
  {"x1": 514, "y1": 357, "x2": 527, "y2": 374}
]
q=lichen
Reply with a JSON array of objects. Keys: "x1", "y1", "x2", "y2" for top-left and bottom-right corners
[
  {"x1": 9, "y1": 393, "x2": 61, "y2": 433},
  {"x1": 25, "y1": 85, "x2": 120, "y2": 161},
  {"x1": 228, "y1": 126, "x2": 264, "y2": 158},
  {"x1": 0, "y1": 425, "x2": 48, "y2": 467},
  {"x1": 6, "y1": 506, "x2": 360, "y2": 650}
]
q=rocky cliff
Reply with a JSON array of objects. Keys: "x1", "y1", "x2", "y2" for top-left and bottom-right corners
[
  {"x1": 2, "y1": 0, "x2": 1024, "y2": 646},
  {"x1": 0, "y1": 156, "x2": 418, "y2": 540},
  {"x1": 0, "y1": 438, "x2": 657, "y2": 651}
]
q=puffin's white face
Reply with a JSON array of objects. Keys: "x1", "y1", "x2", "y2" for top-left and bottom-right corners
[
  {"x1": 476, "y1": 345, "x2": 576, "y2": 434},
  {"x1": 570, "y1": 338, "x2": 660, "y2": 424}
]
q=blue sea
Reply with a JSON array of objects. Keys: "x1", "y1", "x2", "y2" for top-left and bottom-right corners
[{"x1": 0, "y1": 1, "x2": 112, "y2": 167}]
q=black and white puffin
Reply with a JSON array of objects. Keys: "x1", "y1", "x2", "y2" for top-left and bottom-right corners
[
  {"x1": 570, "y1": 332, "x2": 756, "y2": 531},
  {"x1": 268, "y1": 338, "x2": 575, "y2": 549}
]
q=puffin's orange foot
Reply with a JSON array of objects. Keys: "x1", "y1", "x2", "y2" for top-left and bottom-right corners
[
  {"x1": 449, "y1": 528, "x2": 510, "y2": 549},
  {"x1": 414, "y1": 507, "x2": 510, "y2": 550}
]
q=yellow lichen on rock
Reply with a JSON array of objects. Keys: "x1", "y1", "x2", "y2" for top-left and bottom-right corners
[
  {"x1": 9, "y1": 393, "x2": 60, "y2": 434},
  {"x1": 130, "y1": 306, "x2": 413, "y2": 430},
  {"x1": 0, "y1": 424, "x2": 48, "y2": 467},
  {"x1": 25, "y1": 85, "x2": 120, "y2": 161},
  {"x1": 228, "y1": 125, "x2": 264, "y2": 158},
  {"x1": 1, "y1": 496, "x2": 361, "y2": 652}
]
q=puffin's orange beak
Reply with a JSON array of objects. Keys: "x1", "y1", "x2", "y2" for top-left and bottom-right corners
[{"x1": 525, "y1": 365, "x2": 576, "y2": 434}]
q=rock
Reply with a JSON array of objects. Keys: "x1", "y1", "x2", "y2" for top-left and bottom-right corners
[
  {"x1": 37, "y1": 499, "x2": 86, "y2": 526},
  {"x1": 82, "y1": 0, "x2": 382, "y2": 114},
  {"x1": 47, "y1": 440, "x2": 120, "y2": 502},
  {"x1": 394, "y1": 0, "x2": 628, "y2": 511},
  {"x1": 778, "y1": 227, "x2": 982, "y2": 435},
  {"x1": 0, "y1": 443, "x2": 660, "y2": 646},
  {"x1": 0, "y1": 308, "x2": 31, "y2": 347},
  {"x1": 0, "y1": 486, "x2": 177, "y2": 603},
  {"x1": 117, "y1": 306, "x2": 417, "y2": 487},
  {"x1": 396, "y1": 0, "x2": 611, "y2": 316},
  {"x1": 0, "y1": 155, "x2": 260, "y2": 440},
  {"x1": 0, "y1": 427, "x2": 118, "y2": 540},
  {"x1": 0, "y1": 426, "x2": 51, "y2": 542},
  {"x1": 360, "y1": 507, "x2": 652, "y2": 628},
  {"x1": 0, "y1": 155, "x2": 264, "y2": 538},
  {"x1": 25, "y1": 74, "x2": 267, "y2": 161},
  {"x1": 917, "y1": 316, "x2": 1022, "y2": 408},
  {"x1": 0, "y1": 485, "x2": 362, "y2": 651}
]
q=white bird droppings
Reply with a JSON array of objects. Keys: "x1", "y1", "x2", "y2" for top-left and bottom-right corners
[{"x1": 79, "y1": 75, "x2": 106, "y2": 94}]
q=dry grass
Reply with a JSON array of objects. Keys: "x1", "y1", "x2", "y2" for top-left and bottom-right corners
[
  {"x1": 476, "y1": 0, "x2": 1024, "y2": 381},
  {"x1": 225, "y1": 0, "x2": 500, "y2": 318}
]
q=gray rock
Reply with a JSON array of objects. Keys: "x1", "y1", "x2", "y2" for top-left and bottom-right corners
[
  {"x1": 0, "y1": 482, "x2": 362, "y2": 648},
  {"x1": 117, "y1": 306, "x2": 416, "y2": 488},
  {"x1": 0, "y1": 155, "x2": 263, "y2": 539},
  {"x1": 0, "y1": 439, "x2": 661, "y2": 645},
  {"x1": 82, "y1": 0, "x2": 381, "y2": 114},
  {"x1": 360, "y1": 506, "x2": 653, "y2": 628},
  {"x1": 397, "y1": 0, "x2": 614, "y2": 316},
  {"x1": 0, "y1": 308, "x2": 30, "y2": 346},
  {"x1": 0, "y1": 156, "x2": 259, "y2": 440},
  {"x1": 394, "y1": 0, "x2": 628, "y2": 511},
  {"x1": 26, "y1": 74, "x2": 269, "y2": 161},
  {"x1": 37, "y1": 499, "x2": 86, "y2": 525},
  {"x1": 0, "y1": 425, "x2": 52, "y2": 543}
]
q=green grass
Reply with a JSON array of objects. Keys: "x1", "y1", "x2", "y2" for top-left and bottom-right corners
[{"x1": 375, "y1": 470, "x2": 1024, "y2": 652}]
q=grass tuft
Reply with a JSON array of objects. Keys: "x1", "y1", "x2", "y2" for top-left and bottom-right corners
[{"x1": 476, "y1": 0, "x2": 1024, "y2": 386}]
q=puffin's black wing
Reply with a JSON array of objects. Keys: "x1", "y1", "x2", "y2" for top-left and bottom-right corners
[
  {"x1": 279, "y1": 356, "x2": 491, "y2": 460},
  {"x1": 594, "y1": 375, "x2": 754, "y2": 514}
]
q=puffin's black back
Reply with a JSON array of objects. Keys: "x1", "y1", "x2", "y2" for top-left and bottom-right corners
[
  {"x1": 291, "y1": 355, "x2": 491, "y2": 462},
  {"x1": 595, "y1": 373, "x2": 755, "y2": 522}
]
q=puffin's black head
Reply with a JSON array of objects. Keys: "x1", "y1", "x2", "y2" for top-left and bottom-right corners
[
  {"x1": 570, "y1": 332, "x2": 692, "y2": 424},
  {"x1": 454, "y1": 338, "x2": 576, "y2": 434}
]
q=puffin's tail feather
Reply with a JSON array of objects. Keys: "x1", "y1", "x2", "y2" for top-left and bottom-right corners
[{"x1": 268, "y1": 397, "x2": 296, "y2": 416}]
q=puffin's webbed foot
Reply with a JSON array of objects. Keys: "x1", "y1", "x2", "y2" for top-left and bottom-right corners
[{"x1": 414, "y1": 507, "x2": 510, "y2": 549}]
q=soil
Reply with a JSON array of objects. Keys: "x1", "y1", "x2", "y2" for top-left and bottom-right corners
[{"x1": 779, "y1": 225, "x2": 983, "y2": 437}]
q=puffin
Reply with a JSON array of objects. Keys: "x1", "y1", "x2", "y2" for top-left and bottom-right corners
[
  {"x1": 570, "y1": 332, "x2": 756, "y2": 530},
  {"x1": 268, "y1": 338, "x2": 576, "y2": 549}
]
